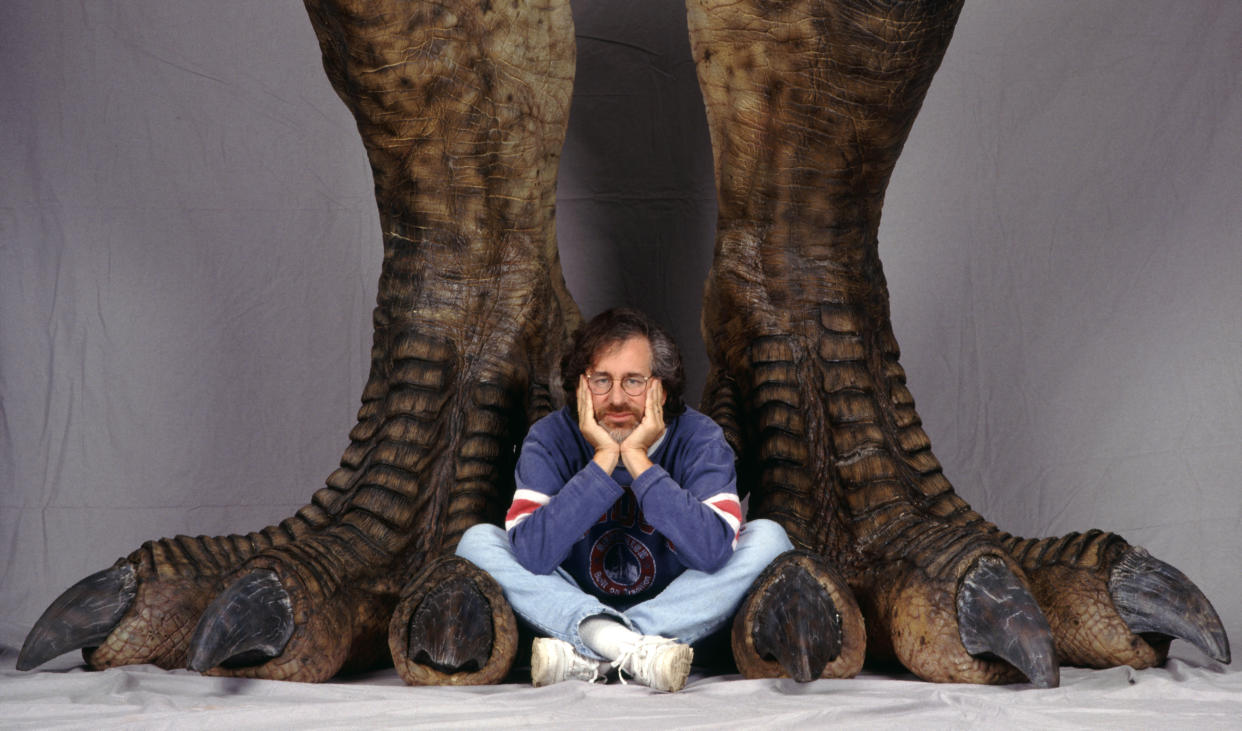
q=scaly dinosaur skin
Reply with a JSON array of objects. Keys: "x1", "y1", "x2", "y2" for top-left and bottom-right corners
[
  {"x1": 20, "y1": 0, "x2": 1228, "y2": 686},
  {"x1": 690, "y1": 0, "x2": 1227, "y2": 684}
]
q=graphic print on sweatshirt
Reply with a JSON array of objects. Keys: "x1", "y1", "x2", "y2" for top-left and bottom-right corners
[{"x1": 585, "y1": 487, "x2": 663, "y2": 597}]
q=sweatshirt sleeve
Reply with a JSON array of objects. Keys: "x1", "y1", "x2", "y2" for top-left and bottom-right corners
[
  {"x1": 504, "y1": 429, "x2": 623, "y2": 574},
  {"x1": 628, "y1": 426, "x2": 741, "y2": 573}
]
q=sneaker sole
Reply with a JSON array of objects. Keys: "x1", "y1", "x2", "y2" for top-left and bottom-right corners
[
  {"x1": 655, "y1": 644, "x2": 694, "y2": 693},
  {"x1": 530, "y1": 637, "x2": 560, "y2": 687}
]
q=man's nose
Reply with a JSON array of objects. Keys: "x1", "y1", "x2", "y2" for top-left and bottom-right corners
[{"x1": 607, "y1": 384, "x2": 628, "y2": 405}]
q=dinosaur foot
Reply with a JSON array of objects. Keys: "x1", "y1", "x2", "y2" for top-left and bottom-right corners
[
  {"x1": 390, "y1": 556, "x2": 517, "y2": 685},
  {"x1": 731, "y1": 551, "x2": 864, "y2": 681}
]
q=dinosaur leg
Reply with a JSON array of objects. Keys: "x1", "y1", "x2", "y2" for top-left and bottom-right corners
[
  {"x1": 187, "y1": 0, "x2": 579, "y2": 683},
  {"x1": 689, "y1": 0, "x2": 1041, "y2": 685},
  {"x1": 690, "y1": 0, "x2": 1228, "y2": 685},
  {"x1": 21, "y1": 0, "x2": 579, "y2": 683}
]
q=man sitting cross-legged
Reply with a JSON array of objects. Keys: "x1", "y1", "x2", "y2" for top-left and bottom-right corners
[{"x1": 457, "y1": 307, "x2": 793, "y2": 692}]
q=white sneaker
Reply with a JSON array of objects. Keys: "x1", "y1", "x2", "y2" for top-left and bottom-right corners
[
  {"x1": 612, "y1": 636, "x2": 693, "y2": 692},
  {"x1": 530, "y1": 637, "x2": 606, "y2": 687}
]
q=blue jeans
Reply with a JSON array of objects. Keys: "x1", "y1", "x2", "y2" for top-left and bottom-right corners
[{"x1": 455, "y1": 519, "x2": 793, "y2": 661}]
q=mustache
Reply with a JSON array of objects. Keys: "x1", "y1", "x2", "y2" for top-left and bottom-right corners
[{"x1": 600, "y1": 406, "x2": 641, "y2": 417}]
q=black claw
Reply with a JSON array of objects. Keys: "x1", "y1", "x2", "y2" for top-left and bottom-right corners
[
  {"x1": 186, "y1": 570, "x2": 293, "y2": 673},
  {"x1": 751, "y1": 567, "x2": 842, "y2": 682},
  {"x1": 17, "y1": 564, "x2": 138, "y2": 671},
  {"x1": 408, "y1": 577, "x2": 493, "y2": 674},
  {"x1": 957, "y1": 556, "x2": 1059, "y2": 688},
  {"x1": 1109, "y1": 547, "x2": 1231, "y2": 664}
]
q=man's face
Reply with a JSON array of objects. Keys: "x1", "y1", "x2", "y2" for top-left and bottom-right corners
[{"x1": 589, "y1": 336, "x2": 654, "y2": 443}]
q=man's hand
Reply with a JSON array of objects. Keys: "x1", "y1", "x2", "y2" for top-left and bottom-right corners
[
  {"x1": 578, "y1": 375, "x2": 620, "y2": 474},
  {"x1": 620, "y1": 378, "x2": 665, "y2": 477}
]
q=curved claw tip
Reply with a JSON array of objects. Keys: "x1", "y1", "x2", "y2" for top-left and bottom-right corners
[
  {"x1": 17, "y1": 564, "x2": 137, "y2": 671},
  {"x1": 751, "y1": 566, "x2": 842, "y2": 682},
  {"x1": 186, "y1": 569, "x2": 293, "y2": 673},
  {"x1": 408, "y1": 577, "x2": 494, "y2": 674},
  {"x1": 958, "y1": 556, "x2": 1059, "y2": 688},
  {"x1": 1109, "y1": 547, "x2": 1231, "y2": 664}
]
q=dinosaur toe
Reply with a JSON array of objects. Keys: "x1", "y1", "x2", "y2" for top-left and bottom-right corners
[
  {"x1": 865, "y1": 540, "x2": 1057, "y2": 686},
  {"x1": 731, "y1": 551, "x2": 865, "y2": 681},
  {"x1": 1011, "y1": 532, "x2": 1231, "y2": 670},
  {"x1": 406, "y1": 572, "x2": 494, "y2": 674},
  {"x1": 17, "y1": 564, "x2": 138, "y2": 671},
  {"x1": 186, "y1": 569, "x2": 294, "y2": 673},
  {"x1": 1108, "y1": 547, "x2": 1230, "y2": 664},
  {"x1": 956, "y1": 556, "x2": 1058, "y2": 688},
  {"x1": 748, "y1": 559, "x2": 841, "y2": 681},
  {"x1": 390, "y1": 556, "x2": 518, "y2": 686}
]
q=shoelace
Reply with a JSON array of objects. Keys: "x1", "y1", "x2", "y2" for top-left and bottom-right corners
[
  {"x1": 566, "y1": 645, "x2": 607, "y2": 684},
  {"x1": 580, "y1": 658, "x2": 606, "y2": 684},
  {"x1": 612, "y1": 636, "x2": 679, "y2": 686}
]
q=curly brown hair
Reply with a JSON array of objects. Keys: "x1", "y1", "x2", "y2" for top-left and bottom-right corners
[{"x1": 561, "y1": 307, "x2": 686, "y2": 421}]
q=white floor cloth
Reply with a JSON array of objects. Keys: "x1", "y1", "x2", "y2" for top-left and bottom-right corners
[{"x1": 3, "y1": 645, "x2": 1237, "y2": 730}]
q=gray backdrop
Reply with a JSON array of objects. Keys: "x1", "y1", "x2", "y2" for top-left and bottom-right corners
[{"x1": 3, "y1": 0, "x2": 1239, "y2": 660}]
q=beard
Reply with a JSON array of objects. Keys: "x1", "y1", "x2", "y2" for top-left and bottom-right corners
[{"x1": 597, "y1": 405, "x2": 642, "y2": 443}]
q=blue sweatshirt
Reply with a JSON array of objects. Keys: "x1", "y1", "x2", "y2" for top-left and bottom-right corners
[{"x1": 505, "y1": 406, "x2": 742, "y2": 604}]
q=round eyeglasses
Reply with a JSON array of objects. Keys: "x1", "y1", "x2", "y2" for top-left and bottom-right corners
[{"x1": 586, "y1": 373, "x2": 650, "y2": 397}]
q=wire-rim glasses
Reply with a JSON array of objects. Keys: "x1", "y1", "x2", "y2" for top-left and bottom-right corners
[{"x1": 586, "y1": 373, "x2": 650, "y2": 397}]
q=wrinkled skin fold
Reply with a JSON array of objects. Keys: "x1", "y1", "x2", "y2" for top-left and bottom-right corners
[{"x1": 20, "y1": 0, "x2": 1230, "y2": 687}]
